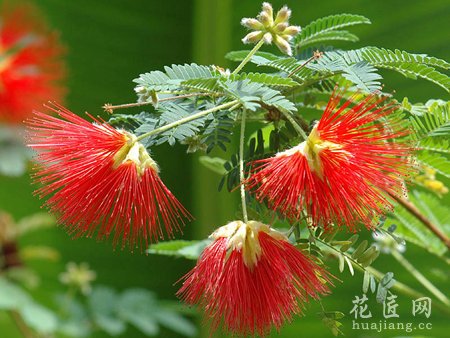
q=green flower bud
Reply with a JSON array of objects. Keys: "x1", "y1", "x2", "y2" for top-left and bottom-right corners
[
  {"x1": 257, "y1": 11, "x2": 271, "y2": 27},
  {"x1": 241, "y1": 18, "x2": 264, "y2": 30},
  {"x1": 274, "y1": 35, "x2": 292, "y2": 56},
  {"x1": 239, "y1": 3, "x2": 299, "y2": 55},
  {"x1": 242, "y1": 31, "x2": 264, "y2": 44},
  {"x1": 273, "y1": 22, "x2": 288, "y2": 34},
  {"x1": 262, "y1": 2, "x2": 273, "y2": 21},
  {"x1": 274, "y1": 6, "x2": 291, "y2": 24},
  {"x1": 283, "y1": 25, "x2": 301, "y2": 38}
]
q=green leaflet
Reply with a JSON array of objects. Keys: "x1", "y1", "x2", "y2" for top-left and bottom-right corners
[
  {"x1": 295, "y1": 13, "x2": 371, "y2": 50},
  {"x1": 147, "y1": 239, "x2": 212, "y2": 260},
  {"x1": 133, "y1": 63, "x2": 214, "y2": 92},
  {"x1": 386, "y1": 190, "x2": 450, "y2": 257}
]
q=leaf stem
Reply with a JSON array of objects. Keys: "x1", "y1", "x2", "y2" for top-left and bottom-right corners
[
  {"x1": 103, "y1": 92, "x2": 215, "y2": 113},
  {"x1": 279, "y1": 109, "x2": 308, "y2": 140},
  {"x1": 391, "y1": 250, "x2": 450, "y2": 306},
  {"x1": 135, "y1": 100, "x2": 240, "y2": 142},
  {"x1": 390, "y1": 194, "x2": 450, "y2": 250},
  {"x1": 232, "y1": 39, "x2": 265, "y2": 75},
  {"x1": 9, "y1": 310, "x2": 35, "y2": 338},
  {"x1": 239, "y1": 109, "x2": 248, "y2": 223},
  {"x1": 315, "y1": 237, "x2": 450, "y2": 315},
  {"x1": 287, "y1": 50, "x2": 323, "y2": 78}
]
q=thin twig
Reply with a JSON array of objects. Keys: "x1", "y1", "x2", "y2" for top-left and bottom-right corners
[
  {"x1": 9, "y1": 310, "x2": 35, "y2": 338},
  {"x1": 391, "y1": 194, "x2": 450, "y2": 250},
  {"x1": 103, "y1": 92, "x2": 215, "y2": 113},
  {"x1": 392, "y1": 250, "x2": 450, "y2": 306},
  {"x1": 239, "y1": 109, "x2": 248, "y2": 223},
  {"x1": 316, "y1": 238, "x2": 450, "y2": 315},
  {"x1": 232, "y1": 39, "x2": 265, "y2": 75},
  {"x1": 287, "y1": 50, "x2": 323, "y2": 78},
  {"x1": 135, "y1": 100, "x2": 240, "y2": 142}
]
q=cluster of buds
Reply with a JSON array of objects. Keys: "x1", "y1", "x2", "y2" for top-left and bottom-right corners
[
  {"x1": 241, "y1": 3, "x2": 300, "y2": 55},
  {"x1": 59, "y1": 262, "x2": 97, "y2": 295},
  {"x1": 414, "y1": 166, "x2": 448, "y2": 196}
]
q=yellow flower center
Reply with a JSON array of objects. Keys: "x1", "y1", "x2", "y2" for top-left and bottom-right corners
[
  {"x1": 211, "y1": 220, "x2": 287, "y2": 269},
  {"x1": 278, "y1": 125, "x2": 347, "y2": 180},
  {"x1": 113, "y1": 132, "x2": 158, "y2": 176}
]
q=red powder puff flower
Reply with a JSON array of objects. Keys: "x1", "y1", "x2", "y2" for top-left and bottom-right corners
[
  {"x1": 246, "y1": 88, "x2": 411, "y2": 231},
  {"x1": 0, "y1": 1, "x2": 65, "y2": 123},
  {"x1": 177, "y1": 220, "x2": 332, "y2": 336},
  {"x1": 26, "y1": 104, "x2": 191, "y2": 249}
]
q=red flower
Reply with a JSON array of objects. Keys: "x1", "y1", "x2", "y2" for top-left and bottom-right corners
[
  {"x1": 177, "y1": 220, "x2": 331, "y2": 336},
  {"x1": 26, "y1": 104, "x2": 191, "y2": 249},
  {"x1": 0, "y1": 2, "x2": 65, "y2": 123},
  {"x1": 246, "y1": 88, "x2": 411, "y2": 231}
]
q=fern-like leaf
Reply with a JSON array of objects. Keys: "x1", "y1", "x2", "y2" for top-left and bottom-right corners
[
  {"x1": 416, "y1": 151, "x2": 450, "y2": 178},
  {"x1": 231, "y1": 72, "x2": 299, "y2": 89},
  {"x1": 225, "y1": 50, "x2": 279, "y2": 62},
  {"x1": 418, "y1": 138, "x2": 450, "y2": 154},
  {"x1": 221, "y1": 80, "x2": 297, "y2": 113},
  {"x1": 180, "y1": 78, "x2": 221, "y2": 94},
  {"x1": 202, "y1": 111, "x2": 235, "y2": 153},
  {"x1": 386, "y1": 190, "x2": 449, "y2": 256},
  {"x1": 297, "y1": 30, "x2": 359, "y2": 49},
  {"x1": 295, "y1": 14, "x2": 371, "y2": 50},
  {"x1": 409, "y1": 100, "x2": 450, "y2": 139},
  {"x1": 133, "y1": 63, "x2": 214, "y2": 92},
  {"x1": 309, "y1": 51, "x2": 382, "y2": 91},
  {"x1": 353, "y1": 47, "x2": 450, "y2": 92}
]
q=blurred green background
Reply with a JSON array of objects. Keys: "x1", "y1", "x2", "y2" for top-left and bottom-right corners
[{"x1": 0, "y1": 0, "x2": 448, "y2": 337}]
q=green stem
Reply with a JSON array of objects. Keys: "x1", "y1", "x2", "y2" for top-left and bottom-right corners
[
  {"x1": 314, "y1": 236, "x2": 450, "y2": 316},
  {"x1": 135, "y1": 100, "x2": 239, "y2": 142},
  {"x1": 391, "y1": 194, "x2": 450, "y2": 250},
  {"x1": 232, "y1": 39, "x2": 265, "y2": 75},
  {"x1": 104, "y1": 92, "x2": 216, "y2": 113},
  {"x1": 364, "y1": 265, "x2": 450, "y2": 316},
  {"x1": 9, "y1": 310, "x2": 35, "y2": 338},
  {"x1": 239, "y1": 109, "x2": 248, "y2": 223},
  {"x1": 279, "y1": 109, "x2": 308, "y2": 140},
  {"x1": 392, "y1": 250, "x2": 450, "y2": 306}
]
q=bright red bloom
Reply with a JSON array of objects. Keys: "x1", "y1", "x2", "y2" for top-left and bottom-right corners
[
  {"x1": 0, "y1": 2, "x2": 65, "y2": 123},
  {"x1": 246, "y1": 88, "x2": 411, "y2": 231},
  {"x1": 177, "y1": 221, "x2": 331, "y2": 336},
  {"x1": 26, "y1": 104, "x2": 191, "y2": 249}
]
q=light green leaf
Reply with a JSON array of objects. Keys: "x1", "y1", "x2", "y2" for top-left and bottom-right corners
[
  {"x1": 0, "y1": 277, "x2": 31, "y2": 309},
  {"x1": 117, "y1": 289, "x2": 159, "y2": 336},
  {"x1": 155, "y1": 309, "x2": 197, "y2": 337},
  {"x1": 20, "y1": 303, "x2": 58, "y2": 334},
  {"x1": 89, "y1": 286, "x2": 126, "y2": 336},
  {"x1": 225, "y1": 50, "x2": 279, "y2": 62},
  {"x1": 387, "y1": 190, "x2": 449, "y2": 256},
  {"x1": 148, "y1": 239, "x2": 211, "y2": 260},
  {"x1": 198, "y1": 156, "x2": 227, "y2": 175},
  {"x1": 133, "y1": 63, "x2": 214, "y2": 93}
]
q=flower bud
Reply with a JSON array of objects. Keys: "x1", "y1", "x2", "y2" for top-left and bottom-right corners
[
  {"x1": 242, "y1": 31, "x2": 264, "y2": 44},
  {"x1": 262, "y1": 2, "x2": 273, "y2": 20},
  {"x1": 263, "y1": 32, "x2": 273, "y2": 44},
  {"x1": 283, "y1": 25, "x2": 301, "y2": 38},
  {"x1": 274, "y1": 35, "x2": 292, "y2": 55},
  {"x1": 241, "y1": 17, "x2": 264, "y2": 30},
  {"x1": 257, "y1": 10, "x2": 271, "y2": 27},
  {"x1": 273, "y1": 22, "x2": 288, "y2": 34},
  {"x1": 274, "y1": 6, "x2": 291, "y2": 24}
]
